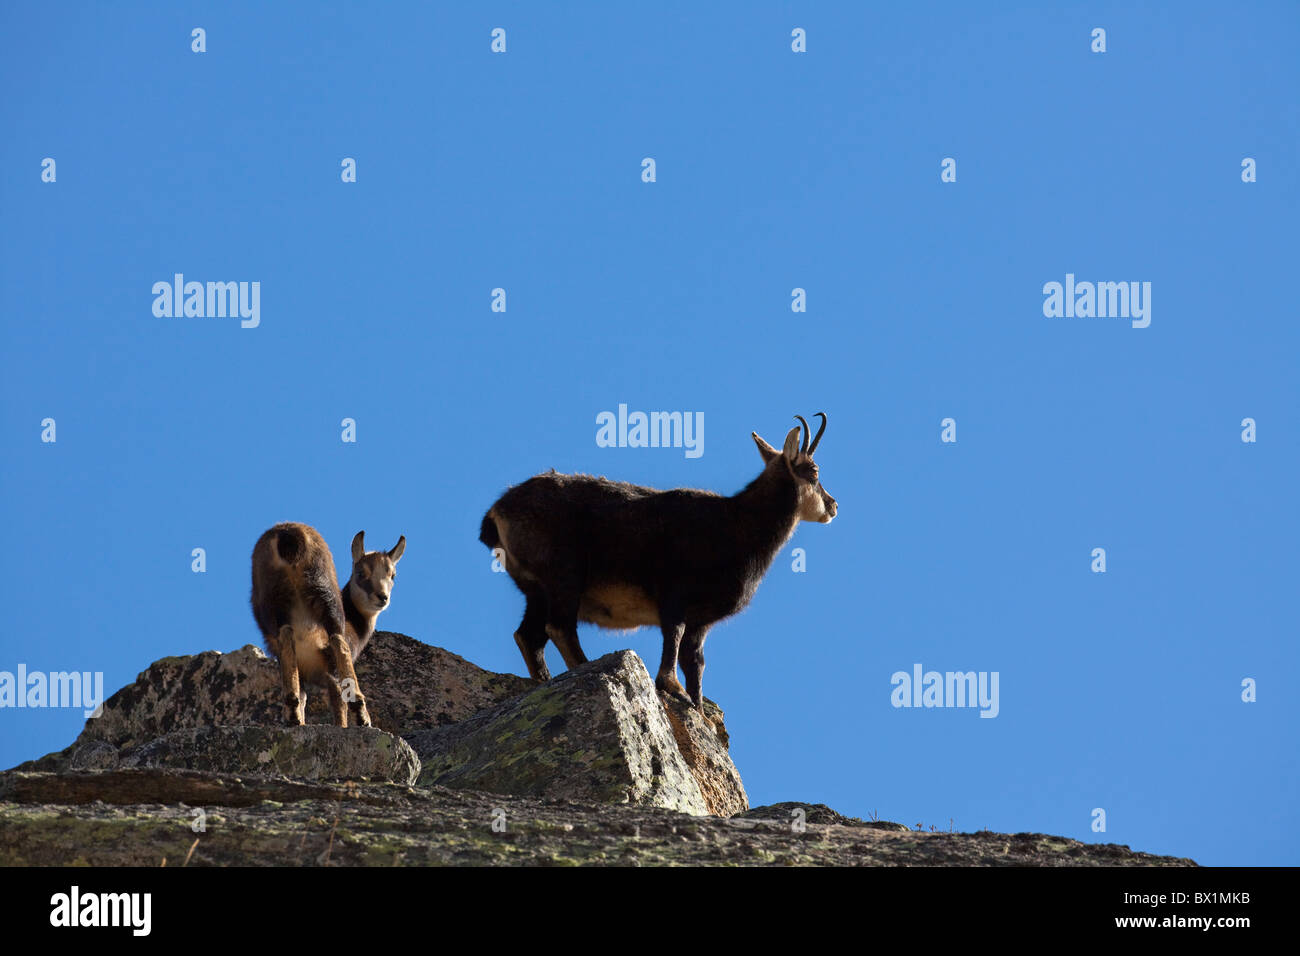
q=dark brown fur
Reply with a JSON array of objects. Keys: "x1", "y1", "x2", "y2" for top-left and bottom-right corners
[
  {"x1": 480, "y1": 416, "x2": 836, "y2": 714},
  {"x1": 250, "y1": 522, "x2": 405, "y2": 727}
]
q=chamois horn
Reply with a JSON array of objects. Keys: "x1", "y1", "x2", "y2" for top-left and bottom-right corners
[
  {"x1": 808, "y1": 412, "x2": 827, "y2": 455},
  {"x1": 794, "y1": 415, "x2": 811, "y2": 455}
]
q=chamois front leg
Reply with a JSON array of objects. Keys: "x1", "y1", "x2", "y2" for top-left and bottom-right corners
[
  {"x1": 679, "y1": 625, "x2": 709, "y2": 715},
  {"x1": 275, "y1": 625, "x2": 306, "y2": 726},
  {"x1": 655, "y1": 619, "x2": 691, "y2": 704},
  {"x1": 327, "y1": 632, "x2": 370, "y2": 728}
]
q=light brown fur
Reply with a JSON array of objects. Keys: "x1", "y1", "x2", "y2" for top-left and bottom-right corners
[{"x1": 250, "y1": 522, "x2": 405, "y2": 727}]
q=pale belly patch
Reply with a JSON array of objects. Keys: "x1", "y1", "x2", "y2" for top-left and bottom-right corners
[
  {"x1": 289, "y1": 610, "x2": 332, "y2": 683},
  {"x1": 578, "y1": 583, "x2": 660, "y2": 630}
]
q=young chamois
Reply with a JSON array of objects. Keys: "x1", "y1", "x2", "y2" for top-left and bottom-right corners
[
  {"x1": 250, "y1": 523, "x2": 405, "y2": 727},
  {"x1": 479, "y1": 413, "x2": 836, "y2": 714}
]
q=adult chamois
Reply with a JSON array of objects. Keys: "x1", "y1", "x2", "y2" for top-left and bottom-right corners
[
  {"x1": 250, "y1": 523, "x2": 405, "y2": 727},
  {"x1": 479, "y1": 413, "x2": 836, "y2": 714}
]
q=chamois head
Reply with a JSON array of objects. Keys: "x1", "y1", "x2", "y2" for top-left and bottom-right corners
[
  {"x1": 752, "y1": 412, "x2": 838, "y2": 524},
  {"x1": 346, "y1": 530, "x2": 406, "y2": 615}
]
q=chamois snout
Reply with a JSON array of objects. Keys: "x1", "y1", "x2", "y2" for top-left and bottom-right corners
[{"x1": 798, "y1": 479, "x2": 837, "y2": 523}]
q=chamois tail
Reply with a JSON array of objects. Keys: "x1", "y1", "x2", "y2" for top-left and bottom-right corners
[
  {"x1": 479, "y1": 511, "x2": 500, "y2": 550},
  {"x1": 274, "y1": 524, "x2": 308, "y2": 564}
]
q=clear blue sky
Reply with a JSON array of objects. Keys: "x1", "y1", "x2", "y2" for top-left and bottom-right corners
[{"x1": 2, "y1": 2, "x2": 1296, "y2": 866}]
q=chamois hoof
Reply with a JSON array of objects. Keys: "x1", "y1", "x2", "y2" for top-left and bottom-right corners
[{"x1": 655, "y1": 678, "x2": 694, "y2": 710}]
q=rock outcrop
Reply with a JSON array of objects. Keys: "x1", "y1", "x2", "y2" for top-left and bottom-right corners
[
  {"x1": 14, "y1": 633, "x2": 745, "y2": 816},
  {"x1": 119, "y1": 726, "x2": 420, "y2": 785},
  {"x1": 409, "y1": 652, "x2": 715, "y2": 815},
  {"x1": 0, "y1": 631, "x2": 1196, "y2": 866},
  {"x1": 0, "y1": 769, "x2": 1196, "y2": 867},
  {"x1": 734, "y1": 801, "x2": 911, "y2": 830},
  {"x1": 20, "y1": 632, "x2": 532, "y2": 772},
  {"x1": 658, "y1": 692, "x2": 747, "y2": 817}
]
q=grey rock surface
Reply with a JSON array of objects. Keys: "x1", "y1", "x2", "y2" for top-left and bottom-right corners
[
  {"x1": 659, "y1": 692, "x2": 748, "y2": 816},
  {"x1": 18, "y1": 632, "x2": 531, "y2": 772},
  {"x1": 0, "y1": 769, "x2": 1199, "y2": 867},
  {"x1": 120, "y1": 725, "x2": 420, "y2": 786},
  {"x1": 408, "y1": 651, "x2": 710, "y2": 815}
]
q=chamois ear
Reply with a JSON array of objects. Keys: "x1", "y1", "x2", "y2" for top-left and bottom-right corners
[
  {"x1": 388, "y1": 535, "x2": 406, "y2": 562},
  {"x1": 752, "y1": 431, "x2": 779, "y2": 464},
  {"x1": 351, "y1": 531, "x2": 366, "y2": 564},
  {"x1": 781, "y1": 425, "x2": 802, "y2": 461}
]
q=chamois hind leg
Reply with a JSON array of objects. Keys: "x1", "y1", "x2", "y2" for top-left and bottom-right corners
[
  {"x1": 308, "y1": 584, "x2": 369, "y2": 728},
  {"x1": 543, "y1": 588, "x2": 588, "y2": 671},
  {"x1": 514, "y1": 594, "x2": 552, "y2": 682},
  {"x1": 325, "y1": 673, "x2": 348, "y2": 728},
  {"x1": 679, "y1": 625, "x2": 710, "y2": 715},
  {"x1": 655, "y1": 618, "x2": 690, "y2": 703},
  {"x1": 274, "y1": 625, "x2": 306, "y2": 726},
  {"x1": 546, "y1": 624, "x2": 588, "y2": 670},
  {"x1": 327, "y1": 633, "x2": 370, "y2": 727}
]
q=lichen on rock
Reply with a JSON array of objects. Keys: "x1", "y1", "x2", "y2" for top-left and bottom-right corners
[{"x1": 408, "y1": 652, "x2": 714, "y2": 815}]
